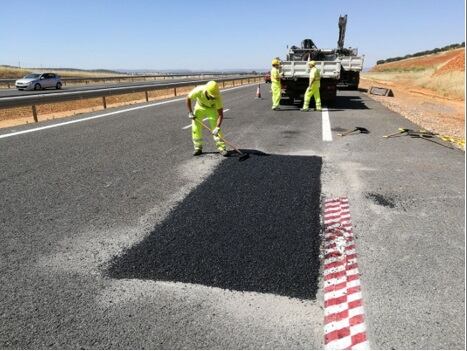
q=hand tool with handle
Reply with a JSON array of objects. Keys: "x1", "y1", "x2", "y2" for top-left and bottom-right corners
[
  {"x1": 195, "y1": 118, "x2": 250, "y2": 162},
  {"x1": 337, "y1": 126, "x2": 370, "y2": 136}
]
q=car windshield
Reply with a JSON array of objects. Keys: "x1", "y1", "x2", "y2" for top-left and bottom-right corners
[{"x1": 24, "y1": 74, "x2": 41, "y2": 79}]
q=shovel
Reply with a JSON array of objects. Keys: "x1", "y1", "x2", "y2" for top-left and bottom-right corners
[
  {"x1": 195, "y1": 118, "x2": 250, "y2": 162},
  {"x1": 338, "y1": 126, "x2": 370, "y2": 137}
]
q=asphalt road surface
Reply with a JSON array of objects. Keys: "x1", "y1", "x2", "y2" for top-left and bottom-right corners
[{"x1": 0, "y1": 84, "x2": 464, "y2": 349}]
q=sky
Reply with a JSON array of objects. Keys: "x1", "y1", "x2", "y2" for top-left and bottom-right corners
[{"x1": 0, "y1": 0, "x2": 465, "y2": 71}]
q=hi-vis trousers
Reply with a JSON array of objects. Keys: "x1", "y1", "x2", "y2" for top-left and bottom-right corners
[{"x1": 192, "y1": 104, "x2": 226, "y2": 150}]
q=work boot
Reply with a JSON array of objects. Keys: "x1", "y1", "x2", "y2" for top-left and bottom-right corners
[
  {"x1": 300, "y1": 108, "x2": 310, "y2": 112},
  {"x1": 193, "y1": 148, "x2": 202, "y2": 156},
  {"x1": 315, "y1": 108, "x2": 322, "y2": 111},
  {"x1": 272, "y1": 107, "x2": 280, "y2": 111},
  {"x1": 219, "y1": 149, "x2": 229, "y2": 157}
]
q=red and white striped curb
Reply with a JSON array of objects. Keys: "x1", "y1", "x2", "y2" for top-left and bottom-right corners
[{"x1": 322, "y1": 197, "x2": 369, "y2": 350}]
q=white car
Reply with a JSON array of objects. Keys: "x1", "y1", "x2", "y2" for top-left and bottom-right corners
[{"x1": 15, "y1": 73, "x2": 62, "y2": 91}]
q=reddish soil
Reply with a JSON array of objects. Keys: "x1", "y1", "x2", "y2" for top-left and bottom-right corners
[
  {"x1": 433, "y1": 50, "x2": 465, "y2": 76},
  {"x1": 372, "y1": 48, "x2": 464, "y2": 72}
]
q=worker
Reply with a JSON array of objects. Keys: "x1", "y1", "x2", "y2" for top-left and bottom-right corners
[
  {"x1": 301, "y1": 61, "x2": 322, "y2": 112},
  {"x1": 271, "y1": 58, "x2": 282, "y2": 110},
  {"x1": 186, "y1": 80, "x2": 228, "y2": 157}
]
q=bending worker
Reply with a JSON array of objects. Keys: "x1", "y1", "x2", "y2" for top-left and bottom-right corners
[
  {"x1": 301, "y1": 60, "x2": 322, "y2": 112},
  {"x1": 271, "y1": 58, "x2": 282, "y2": 110},
  {"x1": 186, "y1": 80, "x2": 228, "y2": 157}
]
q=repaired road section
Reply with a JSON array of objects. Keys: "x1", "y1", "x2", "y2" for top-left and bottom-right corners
[{"x1": 0, "y1": 85, "x2": 464, "y2": 349}]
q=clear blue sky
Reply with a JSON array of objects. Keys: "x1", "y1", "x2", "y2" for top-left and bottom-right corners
[{"x1": 0, "y1": 0, "x2": 464, "y2": 71}]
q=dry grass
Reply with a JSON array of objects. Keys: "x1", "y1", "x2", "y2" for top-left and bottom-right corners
[
  {"x1": 416, "y1": 71, "x2": 465, "y2": 99},
  {"x1": 366, "y1": 48, "x2": 465, "y2": 100},
  {"x1": 0, "y1": 67, "x2": 31, "y2": 79},
  {"x1": 0, "y1": 66, "x2": 128, "y2": 79},
  {"x1": 362, "y1": 69, "x2": 465, "y2": 100}
]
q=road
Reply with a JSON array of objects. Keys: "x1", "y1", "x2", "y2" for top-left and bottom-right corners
[
  {"x1": 0, "y1": 76, "x2": 243, "y2": 98},
  {"x1": 0, "y1": 84, "x2": 464, "y2": 349}
]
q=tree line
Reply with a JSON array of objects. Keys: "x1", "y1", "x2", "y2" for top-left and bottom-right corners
[{"x1": 376, "y1": 42, "x2": 465, "y2": 65}]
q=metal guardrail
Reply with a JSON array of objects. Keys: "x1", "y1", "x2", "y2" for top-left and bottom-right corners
[
  {"x1": 0, "y1": 75, "x2": 263, "y2": 122},
  {"x1": 0, "y1": 72, "x2": 257, "y2": 87}
]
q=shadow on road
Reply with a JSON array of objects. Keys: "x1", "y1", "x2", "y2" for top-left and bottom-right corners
[
  {"x1": 107, "y1": 153, "x2": 323, "y2": 300},
  {"x1": 328, "y1": 94, "x2": 370, "y2": 111}
]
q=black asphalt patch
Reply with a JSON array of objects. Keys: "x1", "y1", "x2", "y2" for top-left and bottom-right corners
[
  {"x1": 107, "y1": 154, "x2": 323, "y2": 300},
  {"x1": 366, "y1": 192, "x2": 396, "y2": 208}
]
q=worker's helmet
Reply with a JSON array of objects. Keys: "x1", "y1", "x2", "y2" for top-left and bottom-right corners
[
  {"x1": 308, "y1": 60, "x2": 316, "y2": 67},
  {"x1": 272, "y1": 58, "x2": 281, "y2": 66},
  {"x1": 205, "y1": 80, "x2": 220, "y2": 98}
]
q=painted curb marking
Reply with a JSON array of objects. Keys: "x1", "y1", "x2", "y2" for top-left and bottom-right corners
[{"x1": 323, "y1": 197, "x2": 369, "y2": 350}]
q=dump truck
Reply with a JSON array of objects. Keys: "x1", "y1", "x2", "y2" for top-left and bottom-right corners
[{"x1": 279, "y1": 15, "x2": 364, "y2": 105}]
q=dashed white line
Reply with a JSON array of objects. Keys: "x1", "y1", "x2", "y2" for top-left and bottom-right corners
[{"x1": 322, "y1": 107, "x2": 333, "y2": 141}]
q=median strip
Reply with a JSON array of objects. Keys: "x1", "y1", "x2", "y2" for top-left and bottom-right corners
[{"x1": 0, "y1": 85, "x2": 252, "y2": 140}]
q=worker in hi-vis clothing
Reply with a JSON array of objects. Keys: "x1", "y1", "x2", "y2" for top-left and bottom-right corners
[
  {"x1": 186, "y1": 81, "x2": 228, "y2": 157},
  {"x1": 271, "y1": 58, "x2": 282, "y2": 110},
  {"x1": 301, "y1": 60, "x2": 322, "y2": 112}
]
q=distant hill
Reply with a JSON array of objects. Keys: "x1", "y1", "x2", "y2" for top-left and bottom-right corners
[
  {"x1": 364, "y1": 47, "x2": 464, "y2": 100},
  {"x1": 376, "y1": 42, "x2": 465, "y2": 65},
  {"x1": 0, "y1": 65, "x2": 129, "y2": 79}
]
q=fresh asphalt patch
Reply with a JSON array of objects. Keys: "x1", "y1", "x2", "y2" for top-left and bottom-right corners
[{"x1": 108, "y1": 153, "x2": 323, "y2": 300}]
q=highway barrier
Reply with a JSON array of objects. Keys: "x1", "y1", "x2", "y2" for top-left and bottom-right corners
[
  {"x1": 0, "y1": 72, "x2": 256, "y2": 89},
  {"x1": 0, "y1": 76, "x2": 263, "y2": 123}
]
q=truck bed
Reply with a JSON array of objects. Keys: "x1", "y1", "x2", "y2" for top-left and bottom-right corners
[
  {"x1": 339, "y1": 56, "x2": 364, "y2": 72},
  {"x1": 281, "y1": 61, "x2": 341, "y2": 79}
]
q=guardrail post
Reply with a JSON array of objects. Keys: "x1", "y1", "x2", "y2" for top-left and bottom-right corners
[
  {"x1": 102, "y1": 96, "x2": 107, "y2": 109},
  {"x1": 222, "y1": 81, "x2": 225, "y2": 88},
  {"x1": 32, "y1": 105, "x2": 38, "y2": 123},
  {"x1": 7, "y1": 83, "x2": 10, "y2": 89},
  {"x1": 174, "y1": 88, "x2": 177, "y2": 97},
  {"x1": 145, "y1": 91, "x2": 149, "y2": 102}
]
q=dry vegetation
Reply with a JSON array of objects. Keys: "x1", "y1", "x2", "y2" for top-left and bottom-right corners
[
  {"x1": 0, "y1": 65, "x2": 128, "y2": 79},
  {"x1": 361, "y1": 48, "x2": 465, "y2": 143},
  {"x1": 363, "y1": 48, "x2": 465, "y2": 100}
]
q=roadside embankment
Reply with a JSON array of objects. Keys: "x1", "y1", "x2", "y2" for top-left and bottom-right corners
[{"x1": 361, "y1": 48, "x2": 465, "y2": 142}]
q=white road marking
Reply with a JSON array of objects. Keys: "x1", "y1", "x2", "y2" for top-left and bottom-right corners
[
  {"x1": 322, "y1": 107, "x2": 332, "y2": 141},
  {"x1": 0, "y1": 84, "x2": 252, "y2": 140},
  {"x1": 182, "y1": 109, "x2": 230, "y2": 130}
]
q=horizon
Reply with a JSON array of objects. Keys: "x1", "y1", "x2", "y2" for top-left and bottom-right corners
[{"x1": 1, "y1": 0, "x2": 464, "y2": 71}]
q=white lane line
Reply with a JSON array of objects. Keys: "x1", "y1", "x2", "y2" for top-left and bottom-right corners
[
  {"x1": 181, "y1": 109, "x2": 230, "y2": 130},
  {"x1": 322, "y1": 107, "x2": 333, "y2": 142},
  {"x1": 0, "y1": 84, "x2": 253, "y2": 140}
]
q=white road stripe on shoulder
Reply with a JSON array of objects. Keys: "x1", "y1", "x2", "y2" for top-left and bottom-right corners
[
  {"x1": 181, "y1": 109, "x2": 230, "y2": 130},
  {"x1": 0, "y1": 84, "x2": 252, "y2": 140},
  {"x1": 322, "y1": 107, "x2": 332, "y2": 142}
]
